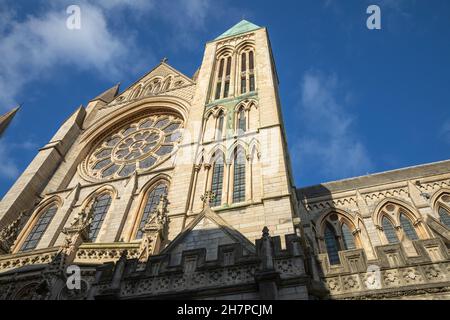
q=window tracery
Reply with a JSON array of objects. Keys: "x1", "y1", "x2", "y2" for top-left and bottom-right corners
[
  {"x1": 19, "y1": 204, "x2": 58, "y2": 252},
  {"x1": 377, "y1": 202, "x2": 426, "y2": 244},
  {"x1": 435, "y1": 193, "x2": 450, "y2": 227},
  {"x1": 135, "y1": 182, "x2": 168, "y2": 239},
  {"x1": 88, "y1": 193, "x2": 112, "y2": 242},
  {"x1": 83, "y1": 114, "x2": 183, "y2": 180},
  {"x1": 318, "y1": 213, "x2": 359, "y2": 264}
]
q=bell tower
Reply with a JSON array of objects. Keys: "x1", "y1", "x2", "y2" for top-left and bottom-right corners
[{"x1": 185, "y1": 20, "x2": 298, "y2": 245}]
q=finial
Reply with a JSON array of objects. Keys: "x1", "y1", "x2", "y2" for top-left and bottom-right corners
[
  {"x1": 200, "y1": 191, "x2": 216, "y2": 207},
  {"x1": 161, "y1": 57, "x2": 168, "y2": 63}
]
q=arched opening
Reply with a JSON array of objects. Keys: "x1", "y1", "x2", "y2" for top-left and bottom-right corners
[
  {"x1": 19, "y1": 204, "x2": 58, "y2": 252},
  {"x1": 232, "y1": 146, "x2": 246, "y2": 203},
  {"x1": 135, "y1": 182, "x2": 168, "y2": 239},
  {"x1": 382, "y1": 216, "x2": 399, "y2": 244},
  {"x1": 88, "y1": 193, "x2": 113, "y2": 242},
  {"x1": 210, "y1": 152, "x2": 225, "y2": 207},
  {"x1": 324, "y1": 223, "x2": 340, "y2": 265},
  {"x1": 399, "y1": 212, "x2": 419, "y2": 240}
]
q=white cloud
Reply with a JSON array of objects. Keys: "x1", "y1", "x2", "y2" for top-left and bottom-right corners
[
  {"x1": 292, "y1": 70, "x2": 373, "y2": 180},
  {"x1": 0, "y1": 0, "x2": 214, "y2": 108},
  {"x1": 0, "y1": 2, "x2": 142, "y2": 108},
  {"x1": 0, "y1": 139, "x2": 37, "y2": 180}
]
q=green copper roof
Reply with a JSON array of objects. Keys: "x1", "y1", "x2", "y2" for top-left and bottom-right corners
[{"x1": 215, "y1": 20, "x2": 261, "y2": 40}]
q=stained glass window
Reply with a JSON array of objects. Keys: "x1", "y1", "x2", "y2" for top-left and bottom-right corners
[
  {"x1": 438, "y1": 207, "x2": 450, "y2": 227},
  {"x1": 20, "y1": 205, "x2": 58, "y2": 252},
  {"x1": 382, "y1": 216, "x2": 399, "y2": 244},
  {"x1": 88, "y1": 194, "x2": 112, "y2": 242},
  {"x1": 211, "y1": 153, "x2": 224, "y2": 207},
  {"x1": 324, "y1": 224, "x2": 340, "y2": 265},
  {"x1": 215, "y1": 58, "x2": 225, "y2": 100},
  {"x1": 232, "y1": 147, "x2": 246, "y2": 203},
  {"x1": 136, "y1": 183, "x2": 168, "y2": 239},
  {"x1": 400, "y1": 213, "x2": 419, "y2": 240},
  {"x1": 84, "y1": 114, "x2": 183, "y2": 180},
  {"x1": 341, "y1": 223, "x2": 356, "y2": 250}
]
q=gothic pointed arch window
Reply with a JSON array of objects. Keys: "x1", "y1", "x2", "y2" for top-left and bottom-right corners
[
  {"x1": 249, "y1": 51, "x2": 255, "y2": 92},
  {"x1": 135, "y1": 182, "x2": 168, "y2": 239},
  {"x1": 88, "y1": 193, "x2": 112, "y2": 242},
  {"x1": 382, "y1": 216, "x2": 399, "y2": 244},
  {"x1": 223, "y1": 56, "x2": 232, "y2": 98},
  {"x1": 318, "y1": 212, "x2": 359, "y2": 265},
  {"x1": 241, "y1": 52, "x2": 247, "y2": 94},
  {"x1": 341, "y1": 223, "x2": 356, "y2": 250},
  {"x1": 232, "y1": 146, "x2": 246, "y2": 203},
  {"x1": 399, "y1": 212, "x2": 419, "y2": 240},
  {"x1": 210, "y1": 152, "x2": 225, "y2": 207},
  {"x1": 377, "y1": 202, "x2": 426, "y2": 244},
  {"x1": 238, "y1": 47, "x2": 256, "y2": 95},
  {"x1": 19, "y1": 204, "x2": 58, "y2": 252},
  {"x1": 324, "y1": 223, "x2": 340, "y2": 265},
  {"x1": 237, "y1": 106, "x2": 246, "y2": 135},
  {"x1": 215, "y1": 58, "x2": 225, "y2": 100},
  {"x1": 438, "y1": 206, "x2": 450, "y2": 228},
  {"x1": 435, "y1": 194, "x2": 450, "y2": 228}
]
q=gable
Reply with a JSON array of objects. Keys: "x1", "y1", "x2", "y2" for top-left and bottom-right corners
[
  {"x1": 161, "y1": 208, "x2": 255, "y2": 266},
  {"x1": 106, "y1": 62, "x2": 196, "y2": 108}
]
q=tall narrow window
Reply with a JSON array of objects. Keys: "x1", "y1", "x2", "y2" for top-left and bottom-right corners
[
  {"x1": 400, "y1": 213, "x2": 419, "y2": 240},
  {"x1": 324, "y1": 224, "x2": 340, "y2": 265},
  {"x1": 136, "y1": 183, "x2": 168, "y2": 239},
  {"x1": 216, "y1": 111, "x2": 224, "y2": 140},
  {"x1": 223, "y1": 57, "x2": 231, "y2": 98},
  {"x1": 241, "y1": 52, "x2": 247, "y2": 72},
  {"x1": 237, "y1": 107, "x2": 246, "y2": 134},
  {"x1": 438, "y1": 207, "x2": 450, "y2": 227},
  {"x1": 241, "y1": 52, "x2": 247, "y2": 94},
  {"x1": 88, "y1": 194, "x2": 112, "y2": 242},
  {"x1": 232, "y1": 147, "x2": 246, "y2": 203},
  {"x1": 341, "y1": 223, "x2": 356, "y2": 250},
  {"x1": 215, "y1": 59, "x2": 224, "y2": 100},
  {"x1": 211, "y1": 153, "x2": 224, "y2": 207},
  {"x1": 20, "y1": 205, "x2": 58, "y2": 252},
  {"x1": 382, "y1": 216, "x2": 399, "y2": 244},
  {"x1": 249, "y1": 75, "x2": 255, "y2": 92},
  {"x1": 249, "y1": 51, "x2": 255, "y2": 92}
]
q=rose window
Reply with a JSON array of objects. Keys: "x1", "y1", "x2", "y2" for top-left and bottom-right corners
[{"x1": 83, "y1": 114, "x2": 183, "y2": 180}]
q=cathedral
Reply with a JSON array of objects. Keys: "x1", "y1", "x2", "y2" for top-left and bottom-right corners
[{"x1": 0, "y1": 20, "x2": 449, "y2": 300}]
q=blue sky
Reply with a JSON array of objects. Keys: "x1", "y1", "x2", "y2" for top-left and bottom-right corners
[{"x1": 0, "y1": 0, "x2": 449, "y2": 198}]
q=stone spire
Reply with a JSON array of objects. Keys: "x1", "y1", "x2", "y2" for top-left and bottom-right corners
[{"x1": 0, "y1": 106, "x2": 19, "y2": 138}]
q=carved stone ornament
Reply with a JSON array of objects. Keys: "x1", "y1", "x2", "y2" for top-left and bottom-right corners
[
  {"x1": 0, "y1": 212, "x2": 28, "y2": 254},
  {"x1": 138, "y1": 195, "x2": 170, "y2": 261},
  {"x1": 81, "y1": 114, "x2": 184, "y2": 181}
]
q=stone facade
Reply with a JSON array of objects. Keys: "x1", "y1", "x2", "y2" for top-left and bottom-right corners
[{"x1": 0, "y1": 20, "x2": 449, "y2": 300}]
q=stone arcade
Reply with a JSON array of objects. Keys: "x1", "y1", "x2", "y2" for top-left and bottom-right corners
[{"x1": 0, "y1": 20, "x2": 449, "y2": 300}]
